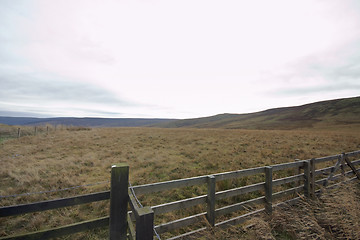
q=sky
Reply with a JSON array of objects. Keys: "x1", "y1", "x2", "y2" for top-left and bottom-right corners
[{"x1": 1, "y1": 0, "x2": 360, "y2": 119}]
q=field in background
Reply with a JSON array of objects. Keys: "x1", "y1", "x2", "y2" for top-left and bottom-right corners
[{"x1": 1, "y1": 126, "x2": 360, "y2": 239}]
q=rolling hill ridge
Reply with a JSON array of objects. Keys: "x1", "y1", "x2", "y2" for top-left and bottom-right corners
[
  {"x1": 0, "y1": 117, "x2": 176, "y2": 127},
  {"x1": 154, "y1": 96, "x2": 360, "y2": 130},
  {"x1": 1, "y1": 96, "x2": 359, "y2": 129}
]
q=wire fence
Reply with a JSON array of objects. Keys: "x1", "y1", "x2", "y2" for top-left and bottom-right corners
[{"x1": 0, "y1": 125, "x2": 91, "y2": 141}]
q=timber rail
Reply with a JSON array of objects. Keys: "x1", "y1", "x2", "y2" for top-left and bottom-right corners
[{"x1": 1, "y1": 150, "x2": 359, "y2": 239}]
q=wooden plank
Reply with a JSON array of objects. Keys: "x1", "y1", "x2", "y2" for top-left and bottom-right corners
[
  {"x1": 315, "y1": 169, "x2": 359, "y2": 185},
  {"x1": 294, "y1": 159, "x2": 302, "y2": 194},
  {"x1": 346, "y1": 150, "x2": 360, "y2": 157},
  {"x1": 109, "y1": 164, "x2": 129, "y2": 240},
  {"x1": 344, "y1": 156, "x2": 360, "y2": 180},
  {"x1": 215, "y1": 196, "x2": 265, "y2": 217},
  {"x1": 313, "y1": 154, "x2": 340, "y2": 164},
  {"x1": 313, "y1": 151, "x2": 360, "y2": 164},
  {"x1": 323, "y1": 154, "x2": 343, "y2": 187},
  {"x1": 213, "y1": 167, "x2": 265, "y2": 181},
  {"x1": 272, "y1": 186, "x2": 303, "y2": 200},
  {"x1": 215, "y1": 182, "x2": 265, "y2": 200},
  {"x1": 315, "y1": 159, "x2": 360, "y2": 176},
  {"x1": 272, "y1": 174, "x2": 303, "y2": 187},
  {"x1": 154, "y1": 212, "x2": 206, "y2": 234},
  {"x1": 167, "y1": 227, "x2": 207, "y2": 240},
  {"x1": 0, "y1": 217, "x2": 109, "y2": 240},
  {"x1": 132, "y1": 176, "x2": 207, "y2": 195},
  {"x1": 127, "y1": 213, "x2": 135, "y2": 240},
  {"x1": 128, "y1": 189, "x2": 140, "y2": 219},
  {"x1": 303, "y1": 160, "x2": 311, "y2": 198},
  {"x1": 0, "y1": 191, "x2": 110, "y2": 217},
  {"x1": 136, "y1": 207, "x2": 154, "y2": 240},
  {"x1": 206, "y1": 175, "x2": 216, "y2": 226},
  {"x1": 152, "y1": 195, "x2": 206, "y2": 216},
  {"x1": 265, "y1": 167, "x2": 273, "y2": 214},
  {"x1": 351, "y1": 159, "x2": 360, "y2": 166},
  {"x1": 271, "y1": 161, "x2": 304, "y2": 171},
  {"x1": 215, "y1": 208, "x2": 265, "y2": 228},
  {"x1": 315, "y1": 166, "x2": 334, "y2": 176},
  {"x1": 310, "y1": 158, "x2": 315, "y2": 199},
  {"x1": 273, "y1": 196, "x2": 302, "y2": 208}
]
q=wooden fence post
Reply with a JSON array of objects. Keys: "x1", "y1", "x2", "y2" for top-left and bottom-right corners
[
  {"x1": 17, "y1": 128, "x2": 21, "y2": 139},
  {"x1": 265, "y1": 166, "x2": 273, "y2": 215},
  {"x1": 340, "y1": 153, "x2": 345, "y2": 175},
  {"x1": 294, "y1": 159, "x2": 301, "y2": 193},
  {"x1": 109, "y1": 164, "x2": 129, "y2": 240},
  {"x1": 206, "y1": 175, "x2": 216, "y2": 226},
  {"x1": 309, "y1": 158, "x2": 315, "y2": 199},
  {"x1": 344, "y1": 153, "x2": 360, "y2": 180},
  {"x1": 136, "y1": 207, "x2": 154, "y2": 240},
  {"x1": 304, "y1": 160, "x2": 311, "y2": 198},
  {"x1": 34, "y1": 127, "x2": 37, "y2": 136}
]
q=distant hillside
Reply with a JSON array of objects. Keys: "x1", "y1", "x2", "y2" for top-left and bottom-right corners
[
  {"x1": 0, "y1": 117, "x2": 176, "y2": 127},
  {"x1": 155, "y1": 96, "x2": 360, "y2": 130}
]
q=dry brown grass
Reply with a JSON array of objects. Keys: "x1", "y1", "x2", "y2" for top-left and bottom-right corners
[
  {"x1": 189, "y1": 181, "x2": 360, "y2": 240},
  {"x1": 0, "y1": 126, "x2": 359, "y2": 239}
]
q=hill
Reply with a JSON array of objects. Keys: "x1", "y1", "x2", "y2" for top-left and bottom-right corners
[
  {"x1": 1, "y1": 96, "x2": 359, "y2": 129},
  {"x1": 0, "y1": 117, "x2": 176, "y2": 127},
  {"x1": 155, "y1": 96, "x2": 360, "y2": 130}
]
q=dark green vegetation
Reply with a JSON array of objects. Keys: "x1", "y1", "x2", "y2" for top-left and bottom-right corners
[{"x1": 156, "y1": 96, "x2": 360, "y2": 130}]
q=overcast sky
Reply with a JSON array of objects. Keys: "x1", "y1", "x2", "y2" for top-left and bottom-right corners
[{"x1": 1, "y1": 0, "x2": 360, "y2": 119}]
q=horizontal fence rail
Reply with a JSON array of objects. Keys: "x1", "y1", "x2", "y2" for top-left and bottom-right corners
[
  {"x1": 0, "y1": 191, "x2": 110, "y2": 217},
  {"x1": 0, "y1": 150, "x2": 359, "y2": 240}
]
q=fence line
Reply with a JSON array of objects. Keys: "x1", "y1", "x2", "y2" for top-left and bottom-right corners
[
  {"x1": 0, "y1": 180, "x2": 109, "y2": 199},
  {"x1": 0, "y1": 150, "x2": 359, "y2": 240},
  {"x1": 0, "y1": 125, "x2": 90, "y2": 142}
]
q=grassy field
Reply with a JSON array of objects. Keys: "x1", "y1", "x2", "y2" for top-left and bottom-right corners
[{"x1": 0, "y1": 126, "x2": 360, "y2": 239}]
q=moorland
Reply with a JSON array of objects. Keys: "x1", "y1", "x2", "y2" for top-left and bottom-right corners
[{"x1": 0, "y1": 96, "x2": 360, "y2": 239}]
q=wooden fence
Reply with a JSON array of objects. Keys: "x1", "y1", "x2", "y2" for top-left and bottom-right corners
[{"x1": 1, "y1": 150, "x2": 359, "y2": 239}]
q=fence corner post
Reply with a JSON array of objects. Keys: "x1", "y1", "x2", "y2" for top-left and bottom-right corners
[
  {"x1": 136, "y1": 207, "x2": 154, "y2": 240},
  {"x1": 206, "y1": 175, "x2": 216, "y2": 226},
  {"x1": 265, "y1": 166, "x2": 273, "y2": 215},
  {"x1": 109, "y1": 163, "x2": 129, "y2": 240}
]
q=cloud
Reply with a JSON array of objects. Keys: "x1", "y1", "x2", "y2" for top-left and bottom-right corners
[
  {"x1": 0, "y1": 110, "x2": 50, "y2": 118},
  {"x1": 1, "y1": 0, "x2": 360, "y2": 118},
  {"x1": 266, "y1": 39, "x2": 360, "y2": 98},
  {"x1": 0, "y1": 74, "x2": 132, "y2": 105},
  {"x1": 0, "y1": 68, "x2": 145, "y2": 117}
]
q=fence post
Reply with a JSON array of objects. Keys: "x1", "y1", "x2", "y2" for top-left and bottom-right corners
[
  {"x1": 109, "y1": 163, "x2": 129, "y2": 240},
  {"x1": 309, "y1": 158, "x2": 315, "y2": 199},
  {"x1": 136, "y1": 207, "x2": 154, "y2": 240},
  {"x1": 294, "y1": 159, "x2": 301, "y2": 193},
  {"x1": 17, "y1": 128, "x2": 21, "y2": 139},
  {"x1": 34, "y1": 127, "x2": 37, "y2": 136},
  {"x1": 304, "y1": 160, "x2": 311, "y2": 198},
  {"x1": 340, "y1": 153, "x2": 347, "y2": 175},
  {"x1": 265, "y1": 166, "x2": 273, "y2": 215},
  {"x1": 206, "y1": 175, "x2": 216, "y2": 226}
]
